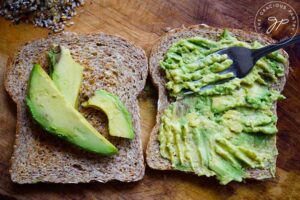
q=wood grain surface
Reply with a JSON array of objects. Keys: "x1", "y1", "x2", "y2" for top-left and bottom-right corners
[{"x1": 0, "y1": 0, "x2": 300, "y2": 199}]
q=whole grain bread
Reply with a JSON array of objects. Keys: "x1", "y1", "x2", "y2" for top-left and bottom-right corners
[
  {"x1": 5, "y1": 32, "x2": 148, "y2": 183},
  {"x1": 146, "y1": 24, "x2": 289, "y2": 181}
]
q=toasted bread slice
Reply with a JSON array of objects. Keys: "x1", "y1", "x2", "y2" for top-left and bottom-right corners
[
  {"x1": 146, "y1": 24, "x2": 289, "y2": 181},
  {"x1": 5, "y1": 32, "x2": 148, "y2": 183}
]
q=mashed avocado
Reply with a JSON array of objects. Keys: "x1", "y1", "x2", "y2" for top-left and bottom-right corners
[
  {"x1": 158, "y1": 30, "x2": 287, "y2": 184},
  {"x1": 160, "y1": 29, "x2": 286, "y2": 97}
]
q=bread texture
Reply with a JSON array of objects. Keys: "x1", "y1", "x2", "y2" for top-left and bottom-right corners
[
  {"x1": 146, "y1": 24, "x2": 289, "y2": 181},
  {"x1": 5, "y1": 32, "x2": 148, "y2": 183}
]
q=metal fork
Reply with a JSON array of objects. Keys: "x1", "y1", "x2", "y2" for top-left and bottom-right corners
[{"x1": 184, "y1": 34, "x2": 300, "y2": 94}]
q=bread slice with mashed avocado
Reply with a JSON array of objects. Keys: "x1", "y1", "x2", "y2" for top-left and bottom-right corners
[
  {"x1": 146, "y1": 24, "x2": 289, "y2": 184},
  {"x1": 5, "y1": 32, "x2": 148, "y2": 183}
]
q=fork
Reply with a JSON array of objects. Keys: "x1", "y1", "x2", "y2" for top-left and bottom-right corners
[{"x1": 184, "y1": 34, "x2": 300, "y2": 94}]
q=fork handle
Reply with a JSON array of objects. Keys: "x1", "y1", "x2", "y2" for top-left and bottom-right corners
[{"x1": 252, "y1": 34, "x2": 300, "y2": 62}]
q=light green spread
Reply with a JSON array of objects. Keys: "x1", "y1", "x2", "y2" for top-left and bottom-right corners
[
  {"x1": 161, "y1": 30, "x2": 286, "y2": 97},
  {"x1": 158, "y1": 29, "x2": 287, "y2": 184}
]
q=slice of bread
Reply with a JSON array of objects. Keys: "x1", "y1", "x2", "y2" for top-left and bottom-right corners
[
  {"x1": 5, "y1": 32, "x2": 148, "y2": 183},
  {"x1": 146, "y1": 24, "x2": 289, "y2": 181}
]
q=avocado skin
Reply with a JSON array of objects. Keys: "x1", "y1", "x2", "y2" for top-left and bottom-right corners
[
  {"x1": 26, "y1": 64, "x2": 118, "y2": 155},
  {"x1": 82, "y1": 90, "x2": 134, "y2": 139}
]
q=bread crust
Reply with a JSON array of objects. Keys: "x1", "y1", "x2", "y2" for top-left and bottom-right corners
[
  {"x1": 5, "y1": 32, "x2": 148, "y2": 183},
  {"x1": 146, "y1": 24, "x2": 289, "y2": 181}
]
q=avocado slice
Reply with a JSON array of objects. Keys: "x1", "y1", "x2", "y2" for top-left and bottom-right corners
[
  {"x1": 82, "y1": 90, "x2": 134, "y2": 139},
  {"x1": 26, "y1": 64, "x2": 118, "y2": 155},
  {"x1": 48, "y1": 46, "x2": 83, "y2": 107}
]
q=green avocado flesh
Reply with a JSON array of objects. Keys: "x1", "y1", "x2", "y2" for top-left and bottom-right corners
[
  {"x1": 158, "y1": 30, "x2": 287, "y2": 184},
  {"x1": 26, "y1": 64, "x2": 118, "y2": 155},
  {"x1": 48, "y1": 46, "x2": 83, "y2": 107},
  {"x1": 82, "y1": 90, "x2": 134, "y2": 139}
]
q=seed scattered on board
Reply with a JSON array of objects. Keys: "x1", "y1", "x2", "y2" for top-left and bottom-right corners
[{"x1": 0, "y1": 0, "x2": 85, "y2": 32}]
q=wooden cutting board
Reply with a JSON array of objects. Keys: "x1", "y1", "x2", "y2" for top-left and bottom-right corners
[{"x1": 0, "y1": 0, "x2": 300, "y2": 199}]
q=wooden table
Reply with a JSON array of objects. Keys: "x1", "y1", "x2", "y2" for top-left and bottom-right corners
[{"x1": 0, "y1": 0, "x2": 300, "y2": 199}]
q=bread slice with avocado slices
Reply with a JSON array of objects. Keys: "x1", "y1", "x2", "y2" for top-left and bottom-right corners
[
  {"x1": 146, "y1": 24, "x2": 289, "y2": 184},
  {"x1": 5, "y1": 32, "x2": 148, "y2": 183}
]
